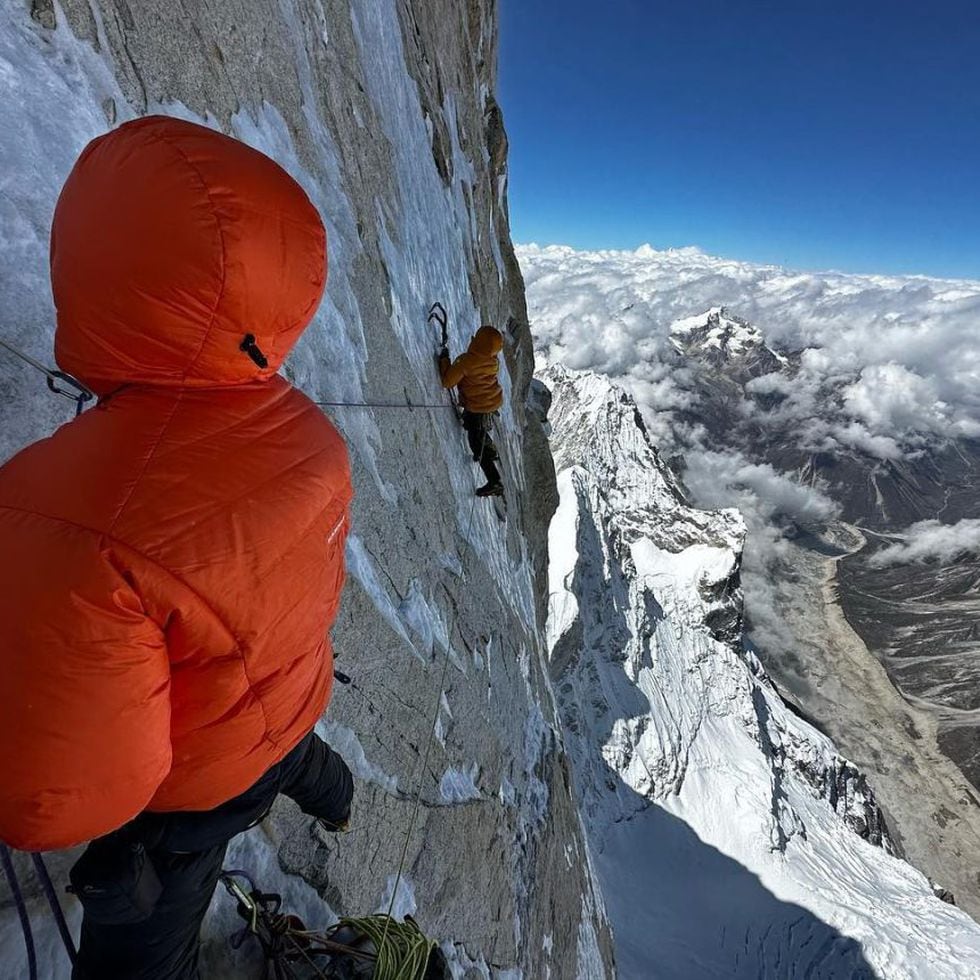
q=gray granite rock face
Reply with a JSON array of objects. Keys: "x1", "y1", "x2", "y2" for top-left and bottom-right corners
[{"x1": 0, "y1": 2, "x2": 614, "y2": 976}]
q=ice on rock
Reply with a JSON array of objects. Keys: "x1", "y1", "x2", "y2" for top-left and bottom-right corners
[{"x1": 439, "y1": 765, "x2": 481, "y2": 804}]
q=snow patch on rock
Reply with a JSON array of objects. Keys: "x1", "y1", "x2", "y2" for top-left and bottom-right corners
[{"x1": 439, "y1": 765, "x2": 482, "y2": 804}]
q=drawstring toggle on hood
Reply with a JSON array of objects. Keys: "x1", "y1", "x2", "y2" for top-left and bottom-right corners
[{"x1": 239, "y1": 334, "x2": 269, "y2": 369}]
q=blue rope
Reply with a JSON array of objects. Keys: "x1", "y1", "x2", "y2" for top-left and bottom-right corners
[
  {"x1": 31, "y1": 853, "x2": 77, "y2": 965},
  {"x1": 0, "y1": 844, "x2": 77, "y2": 976},
  {"x1": 0, "y1": 843, "x2": 37, "y2": 980}
]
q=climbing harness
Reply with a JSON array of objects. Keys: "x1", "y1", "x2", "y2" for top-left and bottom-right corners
[
  {"x1": 220, "y1": 871, "x2": 443, "y2": 980},
  {"x1": 0, "y1": 843, "x2": 77, "y2": 980},
  {"x1": 0, "y1": 337, "x2": 94, "y2": 416}
]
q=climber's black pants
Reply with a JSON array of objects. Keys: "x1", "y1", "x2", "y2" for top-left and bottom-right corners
[
  {"x1": 462, "y1": 410, "x2": 501, "y2": 485},
  {"x1": 72, "y1": 732, "x2": 353, "y2": 980},
  {"x1": 74, "y1": 842, "x2": 226, "y2": 980}
]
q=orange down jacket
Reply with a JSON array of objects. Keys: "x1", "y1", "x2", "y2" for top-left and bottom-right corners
[
  {"x1": 439, "y1": 325, "x2": 504, "y2": 413},
  {"x1": 0, "y1": 116, "x2": 352, "y2": 852}
]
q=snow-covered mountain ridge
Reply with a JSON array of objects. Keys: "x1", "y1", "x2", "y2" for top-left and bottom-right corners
[
  {"x1": 670, "y1": 306, "x2": 775, "y2": 360},
  {"x1": 542, "y1": 363, "x2": 980, "y2": 978}
]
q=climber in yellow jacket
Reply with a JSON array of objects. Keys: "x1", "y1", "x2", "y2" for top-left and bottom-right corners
[{"x1": 439, "y1": 325, "x2": 504, "y2": 497}]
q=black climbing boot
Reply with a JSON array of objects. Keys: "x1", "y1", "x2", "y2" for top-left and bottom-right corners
[{"x1": 476, "y1": 481, "x2": 504, "y2": 498}]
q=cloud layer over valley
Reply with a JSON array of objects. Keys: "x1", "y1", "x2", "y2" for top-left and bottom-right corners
[
  {"x1": 521, "y1": 243, "x2": 980, "y2": 658},
  {"x1": 521, "y1": 243, "x2": 980, "y2": 462}
]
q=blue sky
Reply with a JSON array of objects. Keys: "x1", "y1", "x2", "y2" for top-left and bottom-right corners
[{"x1": 499, "y1": 2, "x2": 980, "y2": 278}]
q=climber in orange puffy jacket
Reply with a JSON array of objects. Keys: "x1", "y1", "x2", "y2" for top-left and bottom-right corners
[
  {"x1": 439, "y1": 324, "x2": 505, "y2": 497},
  {"x1": 0, "y1": 116, "x2": 354, "y2": 978}
]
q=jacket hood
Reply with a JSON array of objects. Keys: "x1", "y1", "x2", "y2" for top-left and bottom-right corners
[
  {"x1": 469, "y1": 325, "x2": 503, "y2": 357},
  {"x1": 51, "y1": 116, "x2": 327, "y2": 395}
]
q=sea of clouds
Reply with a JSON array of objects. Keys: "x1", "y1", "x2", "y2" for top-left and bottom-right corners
[
  {"x1": 521, "y1": 243, "x2": 980, "y2": 654},
  {"x1": 520, "y1": 243, "x2": 980, "y2": 458}
]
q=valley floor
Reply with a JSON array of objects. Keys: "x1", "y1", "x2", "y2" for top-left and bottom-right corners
[{"x1": 757, "y1": 524, "x2": 980, "y2": 919}]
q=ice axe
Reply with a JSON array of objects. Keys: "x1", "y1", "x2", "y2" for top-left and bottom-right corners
[
  {"x1": 428, "y1": 302, "x2": 462, "y2": 421},
  {"x1": 428, "y1": 302, "x2": 449, "y2": 352}
]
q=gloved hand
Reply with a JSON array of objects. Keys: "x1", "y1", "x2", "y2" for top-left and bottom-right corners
[{"x1": 280, "y1": 733, "x2": 354, "y2": 830}]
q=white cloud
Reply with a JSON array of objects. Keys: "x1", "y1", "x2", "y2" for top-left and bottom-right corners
[
  {"x1": 869, "y1": 519, "x2": 980, "y2": 567},
  {"x1": 745, "y1": 372, "x2": 794, "y2": 397},
  {"x1": 830, "y1": 421, "x2": 904, "y2": 461},
  {"x1": 684, "y1": 449, "x2": 840, "y2": 528},
  {"x1": 841, "y1": 363, "x2": 946, "y2": 437},
  {"x1": 520, "y1": 243, "x2": 980, "y2": 459}
]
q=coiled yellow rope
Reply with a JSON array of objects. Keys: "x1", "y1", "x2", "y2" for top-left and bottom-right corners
[{"x1": 333, "y1": 914, "x2": 436, "y2": 980}]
